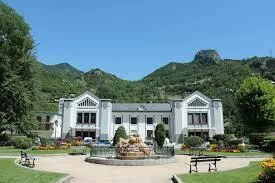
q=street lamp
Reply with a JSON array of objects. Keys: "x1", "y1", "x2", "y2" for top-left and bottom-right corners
[{"x1": 54, "y1": 120, "x2": 58, "y2": 139}]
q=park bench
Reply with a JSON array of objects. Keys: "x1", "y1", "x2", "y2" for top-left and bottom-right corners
[
  {"x1": 188, "y1": 156, "x2": 222, "y2": 173},
  {"x1": 189, "y1": 147, "x2": 206, "y2": 156},
  {"x1": 20, "y1": 151, "x2": 36, "y2": 168},
  {"x1": 71, "y1": 146, "x2": 87, "y2": 155}
]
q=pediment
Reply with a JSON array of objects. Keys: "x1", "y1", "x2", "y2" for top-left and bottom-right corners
[
  {"x1": 183, "y1": 91, "x2": 211, "y2": 108},
  {"x1": 74, "y1": 91, "x2": 100, "y2": 107},
  {"x1": 77, "y1": 97, "x2": 97, "y2": 107},
  {"x1": 188, "y1": 98, "x2": 207, "y2": 107}
]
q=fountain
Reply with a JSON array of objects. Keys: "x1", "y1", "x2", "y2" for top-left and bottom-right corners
[
  {"x1": 116, "y1": 134, "x2": 152, "y2": 160},
  {"x1": 85, "y1": 134, "x2": 175, "y2": 166}
]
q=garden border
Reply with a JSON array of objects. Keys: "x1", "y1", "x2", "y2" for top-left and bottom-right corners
[
  {"x1": 171, "y1": 174, "x2": 183, "y2": 183},
  {"x1": 56, "y1": 175, "x2": 73, "y2": 183}
]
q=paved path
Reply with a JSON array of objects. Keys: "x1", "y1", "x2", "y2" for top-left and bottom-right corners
[{"x1": 33, "y1": 155, "x2": 265, "y2": 183}]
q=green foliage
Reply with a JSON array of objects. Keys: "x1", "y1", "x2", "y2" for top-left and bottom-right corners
[
  {"x1": 20, "y1": 141, "x2": 30, "y2": 149},
  {"x1": 154, "y1": 123, "x2": 166, "y2": 147},
  {"x1": 39, "y1": 137, "x2": 50, "y2": 146},
  {"x1": 238, "y1": 144, "x2": 246, "y2": 152},
  {"x1": 261, "y1": 136, "x2": 275, "y2": 152},
  {"x1": 184, "y1": 136, "x2": 204, "y2": 147},
  {"x1": 0, "y1": 133, "x2": 11, "y2": 146},
  {"x1": 113, "y1": 126, "x2": 127, "y2": 146},
  {"x1": 0, "y1": 2, "x2": 38, "y2": 135},
  {"x1": 236, "y1": 76, "x2": 275, "y2": 133},
  {"x1": 11, "y1": 136, "x2": 33, "y2": 149},
  {"x1": 213, "y1": 134, "x2": 225, "y2": 141},
  {"x1": 249, "y1": 133, "x2": 266, "y2": 146},
  {"x1": 227, "y1": 139, "x2": 243, "y2": 148}
]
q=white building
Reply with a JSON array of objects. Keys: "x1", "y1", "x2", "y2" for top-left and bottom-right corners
[
  {"x1": 35, "y1": 112, "x2": 62, "y2": 139},
  {"x1": 56, "y1": 91, "x2": 224, "y2": 143}
]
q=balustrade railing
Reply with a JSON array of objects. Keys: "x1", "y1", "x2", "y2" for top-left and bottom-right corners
[{"x1": 90, "y1": 146, "x2": 175, "y2": 159}]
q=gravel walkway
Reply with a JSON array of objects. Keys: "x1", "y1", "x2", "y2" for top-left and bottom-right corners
[{"x1": 33, "y1": 155, "x2": 266, "y2": 183}]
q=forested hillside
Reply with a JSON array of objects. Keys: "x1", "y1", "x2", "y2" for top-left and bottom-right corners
[{"x1": 36, "y1": 50, "x2": 275, "y2": 128}]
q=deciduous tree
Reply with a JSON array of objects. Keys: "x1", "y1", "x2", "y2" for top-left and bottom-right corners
[
  {"x1": 0, "y1": 2, "x2": 37, "y2": 135},
  {"x1": 236, "y1": 76, "x2": 275, "y2": 133}
]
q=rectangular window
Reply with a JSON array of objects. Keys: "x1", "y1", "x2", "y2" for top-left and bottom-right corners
[
  {"x1": 45, "y1": 124, "x2": 50, "y2": 130},
  {"x1": 84, "y1": 113, "x2": 89, "y2": 123},
  {"x1": 147, "y1": 130, "x2": 153, "y2": 138},
  {"x1": 166, "y1": 130, "x2": 169, "y2": 138},
  {"x1": 77, "y1": 113, "x2": 82, "y2": 123},
  {"x1": 90, "y1": 113, "x2": 96, "y2": 124},
  {"x1": 89, "y1": 131, "x2": 96, "y2": 139},
  {"x1": 188, "y1": 113, "x2": 194, "y2": 124},
  {"x1": 146, "y1": 117, "x2": 153, "y2": 124},
  {"x1": 83, "y1": 131, "x2": 88, "y2": 138},
  {"x1": 46, "y1": 116, "x2": 50, "y2": 122},
  {"x1": 36, "y1": 116, "x2": 41, "y2": 122},
  {"x1": 194, "y1": 113, "x2": 201, "y2": 124},
  {"x1": 115, "y1": 117, "x2": 122, "y2": 124},
  {"x1": 188, "y1": 132, "x2": 195, "y2": 136},
  {"x1": 201, "y1": 113, "x2": 208, "y2": 124},
  {"x1": 163, "y1": 117, "x2": 169, "y2": 124},
  {"x1": 76, "y1": 131, "x2": 82, "y2": 137},
  {"x1": 131, "y1": 117, "x2": 137, "y2": 124}
]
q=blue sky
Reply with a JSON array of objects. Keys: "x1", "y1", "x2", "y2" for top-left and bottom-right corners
[{"x1": 4, "y1": 0, "x2": 275, "y2": 80}]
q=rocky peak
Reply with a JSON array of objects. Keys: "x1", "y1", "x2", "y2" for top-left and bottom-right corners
[{"x1": 194, "y1": 49, "x2": 221, "y2": 64}]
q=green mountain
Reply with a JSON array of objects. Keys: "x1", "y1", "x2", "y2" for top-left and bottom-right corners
[
  {"x1": 35, "y1": 50, "x2": 275, "y2": 125},
  {"x1": 41, "y1": 62, "x2": 84, "y2": 80}
]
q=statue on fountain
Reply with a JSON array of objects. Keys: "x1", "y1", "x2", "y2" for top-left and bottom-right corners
[{"x1": 116, "y1": 134, "x2": 152, "y2": 160}]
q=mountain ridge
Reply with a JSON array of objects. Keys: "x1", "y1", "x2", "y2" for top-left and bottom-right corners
[{"x1": 35, "y1": 50, "x2": 275, "y2": 124}]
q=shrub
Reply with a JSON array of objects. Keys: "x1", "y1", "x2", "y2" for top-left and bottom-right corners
[
  {"x1": 0, "y1": 133, "x2": 11, "y2": 146},
  {"x1": 262, "y1": 140, "x2": 275, "y2": 152},
  {"x1": 249, "y1": 133, "x2": 266, "y2": 146},
  {"x1": 184, "y1": 136, "x2": 203, "y2": 147},
  {"x1": 217, "y1": 140, "x2": 224, "y2": 147},
  {"x1": 40, "y1": 137, "x2": 50, "y2": 146},
  {"x1": 227, "y1": 139, "x2": 243, "y2": 148},
  {"x1": 20, "y1": 141, "x2": 29, "y2": 149},
  {"x1": 113, "y1": 126, "x2": 127, "y2": 146},
  {"x1": 209, "y1": 139, "x2": 217, "y2": 144},
  {"x1": 213, "y1": 134, "x2": 225, "y2": 141},
  {"x1": 11, "y1": 136, "x2": 33, "y2": 149},
  {"x1": 238, "y1": 144, "x2": 246, "y2": 152},
  {"x1": 154, "y1": 123, "x2": 166, "y2": 147}
]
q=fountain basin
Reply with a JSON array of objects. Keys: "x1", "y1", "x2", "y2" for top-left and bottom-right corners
[{"x1": 85, "y1": 157, "x2": 176, "y2": 166}]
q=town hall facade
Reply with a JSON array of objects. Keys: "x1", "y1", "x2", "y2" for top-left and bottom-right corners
[{"x1": 49, "y1": 91, "x2": 224, "y2": 143}]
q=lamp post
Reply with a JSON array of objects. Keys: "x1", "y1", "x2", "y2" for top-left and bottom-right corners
[{"x1": 54, "y1": 120, "x2": 58, "y2": 139}]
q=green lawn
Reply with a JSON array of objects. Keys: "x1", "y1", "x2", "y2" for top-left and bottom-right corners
[
  {"x1": 178, "y1": 161, "x2": 260, "y2": 183},
  {"x1": 0, "y1": 158, "x2": 66, "y2": 183},
  {"x1": 0, "y1": 146, "x2": 72, "y2": 156},
  {"x1": 175, "y1": 149, "x2": 271, "y2": 156}
]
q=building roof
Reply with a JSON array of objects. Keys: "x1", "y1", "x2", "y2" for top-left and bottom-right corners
[{"x1": 112, "y1": 103, "x2": 171, "y2": 112}]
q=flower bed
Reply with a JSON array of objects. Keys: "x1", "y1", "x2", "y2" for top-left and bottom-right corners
[
  {"x1": 32, "y1": 143, "x2": 71, "y2": 150},
  {"x1": 31, "y1": 137, "x2": 83, "y2": 150},
  {"x1": 255, "y1": 159, "x2": 275, "y2": 182},
  {"x1": 181, "y1": 143, "x2": 245, "y2": 153}
]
